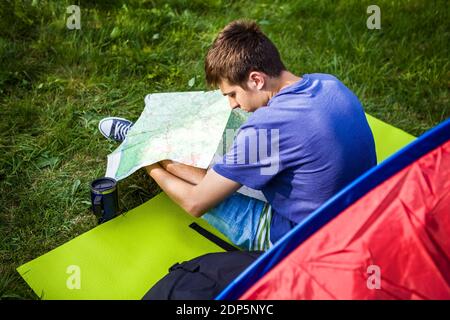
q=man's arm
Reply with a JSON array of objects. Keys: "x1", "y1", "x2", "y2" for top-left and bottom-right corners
[{"x1": 145, "y1": 163, "x2": 241, "y2": 217}]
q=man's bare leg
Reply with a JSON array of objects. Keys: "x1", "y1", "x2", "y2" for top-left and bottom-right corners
[{"x1": 159, "y1": 160, "x2": 207, "y2": 185}]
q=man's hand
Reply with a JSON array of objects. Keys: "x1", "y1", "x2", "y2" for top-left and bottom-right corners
[
  {"x1": 144, "y1": 162, "x2": 162, "y2": 174},
  {"x1": 145, "y1": 161, "x2": 241, "y2": 217},
  {"x1": 159, "y1": 160, "x2": 207, "y2": 185}
]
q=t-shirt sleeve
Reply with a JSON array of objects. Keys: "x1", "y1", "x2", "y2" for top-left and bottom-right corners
[{"x1": 212, "y1": 122, "x2": 282, "y2": 190}]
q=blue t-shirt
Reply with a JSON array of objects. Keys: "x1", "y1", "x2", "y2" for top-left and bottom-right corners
[{"x1": 213, "y1": 73, "x2": 376, "y2": 244}]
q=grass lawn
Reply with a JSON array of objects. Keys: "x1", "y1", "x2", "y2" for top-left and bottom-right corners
[{"x1": 0, "y1": 0, "x2": 448, "y2": 299}]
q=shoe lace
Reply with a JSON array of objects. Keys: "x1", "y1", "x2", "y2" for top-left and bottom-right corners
[{"x1": 114, "y1": 122, "x2": 131, "y2": 141}]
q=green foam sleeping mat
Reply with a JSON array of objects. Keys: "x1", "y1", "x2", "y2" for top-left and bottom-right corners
[
  {"x1": 366, "y1": 114, "x2": 415, "y2": 163},
  {"x1": 17, "y1": 193, "x2": 230, "y2": 299},
  {"x1": 17, "y1": 114, "x2": 415, "y2": 299}
]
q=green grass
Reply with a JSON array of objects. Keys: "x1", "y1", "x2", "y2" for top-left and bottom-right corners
[{"x1": 0, "y1": 0, "x2": 448, "y2": 299}]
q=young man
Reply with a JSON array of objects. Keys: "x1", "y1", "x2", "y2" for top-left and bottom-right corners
[{"x1": 99, "y1": 20, "x2": 376, "y2": 251}]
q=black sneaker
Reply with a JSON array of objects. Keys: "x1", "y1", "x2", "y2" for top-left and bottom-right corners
[{"x1": 98, "y1": 117, "x2": 133, "y2": 142}]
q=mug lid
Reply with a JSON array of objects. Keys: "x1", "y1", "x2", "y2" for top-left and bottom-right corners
[{"x1": 91, "y1": 177, "x2": 117, "y2": 192}]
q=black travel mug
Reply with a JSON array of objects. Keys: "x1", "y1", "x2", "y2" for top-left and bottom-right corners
[{"x1": 90, "y1": 177, "x2": 120, "y2": 224}]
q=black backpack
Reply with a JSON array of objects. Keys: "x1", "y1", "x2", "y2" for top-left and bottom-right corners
[{"x1": 142, "y1": 251, "x2": 263, "y2": 300}]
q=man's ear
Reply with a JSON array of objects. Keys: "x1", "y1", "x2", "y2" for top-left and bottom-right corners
[{"x1": 248, "y1": 71, "x2": 265, "y2": 90}]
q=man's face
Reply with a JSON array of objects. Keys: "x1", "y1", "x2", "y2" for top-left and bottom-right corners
[{"x1": 219, "y1": 79, "x2": 268, "y2": 112}]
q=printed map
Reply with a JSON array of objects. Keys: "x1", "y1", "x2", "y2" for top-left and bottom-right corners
[{"x1": 105, "y1": 90, "x2": 249, "y2": 180}]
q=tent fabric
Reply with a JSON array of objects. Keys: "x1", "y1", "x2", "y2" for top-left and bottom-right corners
[{"x1": 217, "y1": 118, "x2": 449, "y2": 300}]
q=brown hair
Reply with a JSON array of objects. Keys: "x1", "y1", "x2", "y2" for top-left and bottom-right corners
[{"x1": 205, "y1": 19, "x2": 286, "y2": 89}]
